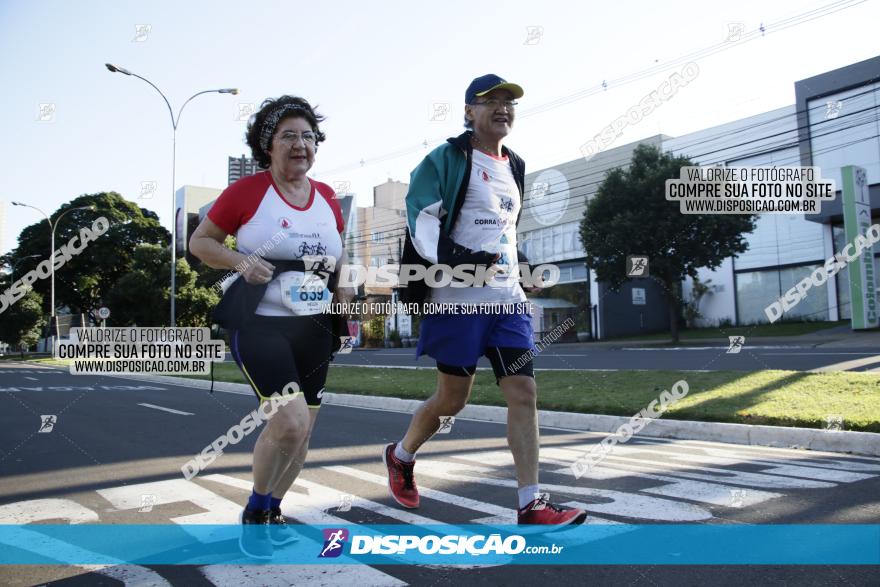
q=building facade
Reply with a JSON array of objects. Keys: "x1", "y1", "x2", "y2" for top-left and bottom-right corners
[
  {"x1": 353, "y1": 179, "x2": 408, "y2": 296},
  {"x1": 227, "y1": 154, "x2": 262, "y2": 185},
  {"x1": 519, "y1": 55, "x2": 880, "y2": 338}
]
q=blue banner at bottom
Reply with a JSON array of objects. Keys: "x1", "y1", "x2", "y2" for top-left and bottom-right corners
[{"x1": 0, "y1": 524, "x2": 877, "y2": 565}]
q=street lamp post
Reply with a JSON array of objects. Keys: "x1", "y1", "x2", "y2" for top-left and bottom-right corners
[
  {"x1": 8, "y1": 254, "x2": 41, "y2": 282},
  {"x1": 10, "y1": 203, "x2": 95, "y2": 319},
  {"x1": 105, "y1": 63, "x2": 238, "y2": 327}
]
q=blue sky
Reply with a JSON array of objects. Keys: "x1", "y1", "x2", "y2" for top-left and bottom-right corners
[{"x1": 1, "y1": 0, "x2": 877, "y2": 254}]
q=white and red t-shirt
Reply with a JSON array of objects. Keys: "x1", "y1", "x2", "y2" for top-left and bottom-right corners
[
  {"x1": 430, "y1": 150, "x2": 526, "y2": 305},
  {"x1": 208, "y1": 171, "x2": 344, "y2": 316}
]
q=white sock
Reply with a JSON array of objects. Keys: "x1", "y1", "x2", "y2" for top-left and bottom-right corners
[
  {"x1": 393, "y1": 441, "x2": 415, "y2": 463},
  {"x1": 517, "y1": 484, "x2": 540, "y2": 509}
]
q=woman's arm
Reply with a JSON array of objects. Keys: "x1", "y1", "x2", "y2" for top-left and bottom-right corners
[
  {"x1": 333, "y1": 240, "x2": 355, "y2": 305},
  {"x1": 189, "y1": 218, "x2": 274, "y2": 284}
]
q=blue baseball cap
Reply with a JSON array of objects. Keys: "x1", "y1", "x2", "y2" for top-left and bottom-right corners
[{"x1": 465, "y1": 74, "x2": 524, "y2": 104}]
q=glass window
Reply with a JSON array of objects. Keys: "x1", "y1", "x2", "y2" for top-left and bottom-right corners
[
  {"x1": 779, "y1": 264, "x2": 828, "y2": 321},
  {"x1": 736, "y1": 269, "x2": 781, "y2": 325},
  {"x1": 553, "y1": 226, "x2": 564, "y2": 256},
  {"x1": 833, "y1": 225, "x2": 852, "y2": 319},
  {"x1": 736, "y1": 264, "x2": 830, "y2": 324}
]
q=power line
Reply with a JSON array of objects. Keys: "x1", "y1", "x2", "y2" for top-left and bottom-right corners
[
  {"x1": 341, "y1": 100, "x2": 880, "y2": 248},
  {"x1": 315, "y1": 0, "x2": 866, "y2": 178}
]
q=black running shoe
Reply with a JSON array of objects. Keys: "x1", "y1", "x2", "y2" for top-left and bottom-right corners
[
  {"x1": 268, "y1": 507, "x2": 300, "y2": 546},
  {"x1": 239, "y1": 507, "x2": 272, "y2": 559}
]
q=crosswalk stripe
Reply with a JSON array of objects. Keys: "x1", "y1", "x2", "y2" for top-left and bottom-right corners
[
  {"x1": 200, "y1": 564, "x2": 406, "y2": 587},
  {"x1": 202, "y1": 473, "x2": 511, "y2": 570},
  {"x1": 203, "y1": 473, "x2": 439, "y2": 526},
  {"x1": 412, "y1": 459, "x2": 714, "y2": 522},
  {"x1": 325, "y1": 465, "x2": 635, "y2": 550},
  {"x1": 550, "y1": 445, "x2": 835, "y2": 489},
  {"x1": 98, "y1": 479, "x2": 242, "y2": 525},
  {"x1": 632, "y1": 438, "x2": 880, "y2": 471},
  {"x1": 594, "y1": 446, "x2": 877, "y2": 482},
  {"x1": 456, "y1": 450, "x2": 784, "y2": 507},
  {"x1": 638, "y1": 438, "x2": 880, "y2": 465},
  {"x1": 324, "y1": 465, "x2": 512, "y2": 518}
]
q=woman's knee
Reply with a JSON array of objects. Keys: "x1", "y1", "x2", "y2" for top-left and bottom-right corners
[{"x1": 266, "y1": 402, "x2": 309, "y2": 445}]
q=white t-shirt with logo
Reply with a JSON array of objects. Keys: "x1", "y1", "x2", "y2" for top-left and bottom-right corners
[
  {"x1": 430, "y1": 150, "x2": 526, "y2": 305},
  {"x1": 208, "y1": 171, "x2": 344, "y2": 316}
]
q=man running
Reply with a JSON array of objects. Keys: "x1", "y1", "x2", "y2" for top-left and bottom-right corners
[{"x1": 384, "y1": 74, "x2": 586, "y2": 527}]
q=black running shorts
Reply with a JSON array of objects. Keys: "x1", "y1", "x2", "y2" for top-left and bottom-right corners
[
  {"x1": 436, "y1": 346, "x2": 534, "y2": 384},
  {"x1": 229, "y1": 314, "x2": 334, "y2": 407}
]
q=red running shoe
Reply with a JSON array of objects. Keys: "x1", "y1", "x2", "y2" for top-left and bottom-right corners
[
  {"x1": 383, "y1": 442, "x2": 420, "y2": 509},
  {"x1": 517, "y1": 495, "x2": 587, "y2": 527}
]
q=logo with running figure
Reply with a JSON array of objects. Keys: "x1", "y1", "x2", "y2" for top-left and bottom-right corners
[
  {"x1": 38, "y1": 415, "x2": 57, "y2": 433},
  {"x1": 319, "y1": 528, "x2": 348, "y2": 558}
]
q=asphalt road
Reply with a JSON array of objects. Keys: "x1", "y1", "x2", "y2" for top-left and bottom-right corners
[
  {"x1": 324, "y1": 345, "x2": 880, "y2": 372},
  {"x1": 1, "y1": 362, "x2": 879, "y2": 586}
]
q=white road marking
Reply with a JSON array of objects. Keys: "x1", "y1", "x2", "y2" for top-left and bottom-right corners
[
  {"x1": 583, "y1": 446, "x2": 877, "y2": 483},
  {"x1": 24, "y1": 376, "x2": 38, "y2": 380},
  {"x1": 457, "y1": 449, "x2": 784, "y2": 507},
  {"x1": 621, "y1": 346, "x2": 805, "y2": 351},
  {"x1": 632, "y1": 438, "x2": 880, "y2": 471},
  {"x1": 0, "y1": 498, "x2": 99, "y2": 524},
  {"x1": 200, "y1": 564, "x2": 406, "y2": 587},
  {"x1": 98, "y1": 479, "x2": 242, "y2": 524},
  {"x1": 334, "y1": 364, "x2": 714, "y2": 372},
  {"x1": 412, "y1": 459, "x2": 714, "y2": 522},
  {"x1": 325, "y1": 465, "x2": 511, "y2": 518},
  {"x1": 549, "y1": 443, "x2": 837, "y2": 489},
  {"x1": 324, "y1": 466, "x2": 633, "y2": 549},
  {"x1": 0, "y1": 499, "x2": 171, "y2": 586},
  {"x1": 137, "y1": 403, "x2": 193, "y2": 416},
  {"x1": 203, "y1": 473, "x2": 439, "y2": 526},
  {"x1": 0, "y1": 385, "x2": 167, "y2": 392},
  {"x1": 203, "y1": 473, "x2": 503, "y2": 570},
  {"x1": 78, "y1": 565, "x2": 174, "y2": 586},
  {"x1": 762, "y1": 352, "x2": 879, "y2": 356}
]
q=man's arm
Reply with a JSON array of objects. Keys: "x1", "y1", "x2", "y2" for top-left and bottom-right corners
[{"x1": 406, "y1": 155, "x2": 497, "y2": 267}]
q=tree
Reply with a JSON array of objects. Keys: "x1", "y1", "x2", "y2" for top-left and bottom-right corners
[
  {"x1": 580, "y1": 144, "x2": 755, "y2": 342},
  {"x1": 106, "y1": 244, "x2": 219, "y2": 327},
  {"x1": 2, "y1": 192, "x2": 169, "y2": 321},
  {"x1": 0, "y1": 287, "x2": 46, "y2": 350}
]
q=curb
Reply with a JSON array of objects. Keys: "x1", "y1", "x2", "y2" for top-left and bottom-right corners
[
  {"x1": 102, "y1": 369, "x2": 880, "y2": 458},
  {"x1": 325, "y1": 392, "x2": 880, "y2": 457}
]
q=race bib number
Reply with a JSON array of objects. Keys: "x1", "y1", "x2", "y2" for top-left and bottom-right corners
[{"x1": 280, "y1": 272, "x2": 331, "y2": 316}]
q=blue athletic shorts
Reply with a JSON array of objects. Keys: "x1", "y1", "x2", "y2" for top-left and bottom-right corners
[{"x1": 416, "y1": 310, "x2": 536, "y2": 381}]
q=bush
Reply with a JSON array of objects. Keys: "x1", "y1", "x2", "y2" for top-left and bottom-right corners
[{"x1": 363, "y1": 315, "x2": 385, "y2": 346}]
